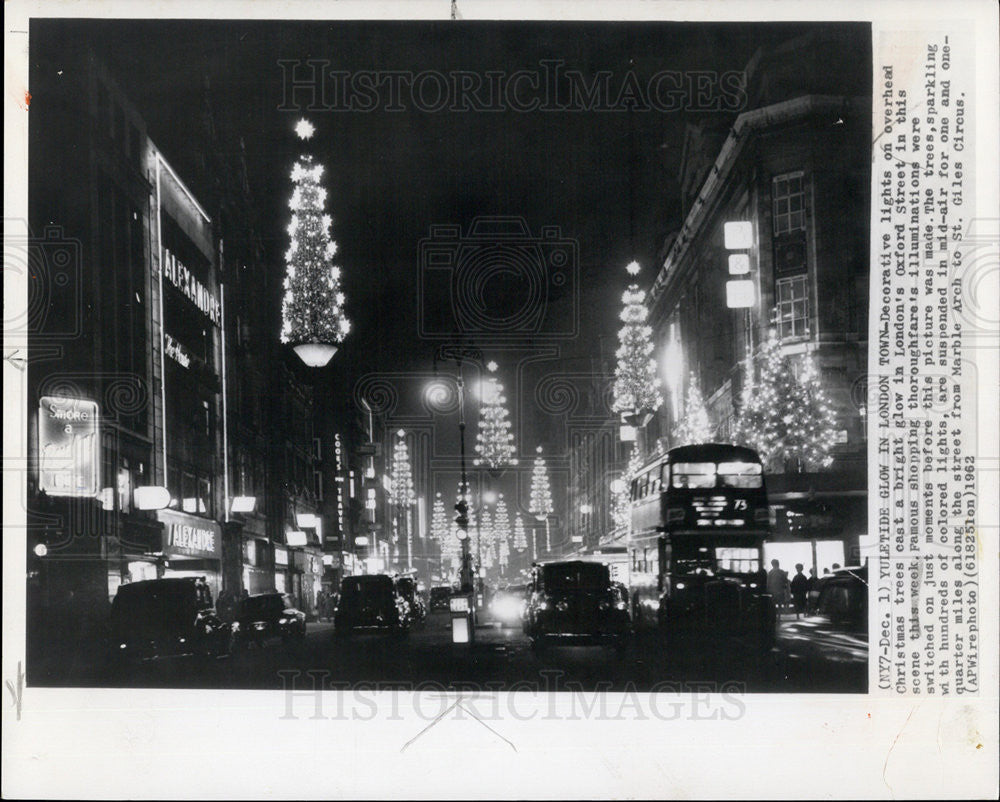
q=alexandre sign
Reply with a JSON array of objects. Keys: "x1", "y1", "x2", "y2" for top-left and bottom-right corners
[
  {"x1": 161, "y1": 248, "x2": 220, "y2": 326},
  {"x1": 157, "y1": 509, "x2": 222, "y2": 559}
]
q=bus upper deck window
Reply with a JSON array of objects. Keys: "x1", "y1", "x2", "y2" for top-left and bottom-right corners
[
  {"x1": 717, "y1": 461, "x2": 763, "y2": 488},
  {"x1": 671, "y1": 462, "x2": 715, "y2": 489}
]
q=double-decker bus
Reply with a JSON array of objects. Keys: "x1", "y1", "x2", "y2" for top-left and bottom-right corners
[{"x1": 628, "y1": 443, "x2": 775, "y2": 645}]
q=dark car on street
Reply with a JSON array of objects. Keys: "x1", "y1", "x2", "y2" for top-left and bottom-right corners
[
  {"x1": 108, "y1": 577, "x2": 230, "y2": 663},
  {"x1": 232, "y1": 592, "x2": 306, "y2": 650},
  {"x1": 334, "y1": 575, "x2": 409, "y2": 637},
  {"x1": 779, "y1": 564, "x2": 869, "y2": 691},
  {"x1": 429, "y1": 586, "x2": 452, "y2": 612},
  {"x1": 523, "y1": 561, "x2": 631, "y2": 656}
]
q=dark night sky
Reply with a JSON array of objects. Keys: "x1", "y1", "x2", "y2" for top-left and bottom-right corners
[{"x1": 33, "y1": 19, "x2": 833, "y2": 375}]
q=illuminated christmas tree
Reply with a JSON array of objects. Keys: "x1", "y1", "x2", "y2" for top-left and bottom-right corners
[
  {"x1": 672, "y1": 372, "x2": 713, "y2": 446},
  {"x1": 494, "y1": 494, "x2": 511, "y2": 549},
  {"x1": 280, "y1": 120, "x2": 350, "y2": 362},
  {"x1": 389, "y1": 430, "x2": 415, "y2": 558},
  {"x1": 529, "y1": 446, "x2": 554, "y2": 552},
  {"x1": 528, "y1": 447, "x2": 553, "y2": 520},
  {"x1": 610, "y1": 443, "x2": 643, "y2": 536},
  {"x1": 735, "y1": 333, "x2": 837, "y2": 472},
  {"x1": 512, "y1": 512, "x2": 528, "y2": 551},
  {"x1": 612, "y1": 262, "x2": 663, "y2": 421},
  {"x1": 787, "y1": 350, "x2": 838, "y2": 470},
  {"x1": 474, "y1": 362, "x2": 518, "y2": 471},
  {"x1": 430, "y1": 492, "x2": 449, "y2": 542},
  {"x1": 480, "y1": 506, "x2": 495, "y2": 554}
]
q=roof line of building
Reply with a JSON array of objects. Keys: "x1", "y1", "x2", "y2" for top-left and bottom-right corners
[
  {"x1": 648, "y1": 93, "x2": 864, "y2": 309},
  {"x1": 154, "y1": 149, "x2": 212, "y2": 225}
]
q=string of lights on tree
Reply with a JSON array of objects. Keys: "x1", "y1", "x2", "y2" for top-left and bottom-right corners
[
  {"x1": 672, "y1": 371, "x2": 713, "y2": 446},
  {"x1": 493, "y1": 494, "x2": 512, "y2": 570},
  {"x1": 473, "y1": 361, "x2": 518, "y2": 470},
  {"x1": 512, "y1": 512, "x2": 527, "y2": 551},
  {"x1": 280, "y1": 119, "x2": 351, "y2": 364},
  {"x1": 734, "y1": 332, "x2": 838, "y2": 471},
  {"x1": 389, "y1": 429, "x2": 415, "y2": 545},
  {"x1": 610, "y1": 443, "x2": 644, "y2": 536},
  {"x1": 612, "y1": 262, "x2": 663, "y2": 419},
  {"x1": 528, "y1": 446, "x2": 554, "y2": 551}
]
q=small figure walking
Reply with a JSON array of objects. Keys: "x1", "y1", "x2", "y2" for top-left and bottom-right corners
[{"x1": 790, "y1": 563, "x2": 809, "y2": 618}]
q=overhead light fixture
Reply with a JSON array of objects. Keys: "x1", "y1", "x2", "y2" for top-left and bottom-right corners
[
  {"x1": 293, "y1": 343, "x2": 337, "y2": 367},
  {"x1": 231, "y1": 495, "x2": 257, "y2": 513},
  {"x1": 133, "y1": 485, "x2": 171, "y2": 511}
]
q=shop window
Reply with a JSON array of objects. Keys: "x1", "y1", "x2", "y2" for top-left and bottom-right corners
[
  {"x1": 776, "y1": 275, "x2": 810, "y2": 341},
  {"x1": 772, "y1": 171, "x2": 806, "y2": 235},
  {"x1": 198, "y1": 476, "x2": 212, "y2": 517}
]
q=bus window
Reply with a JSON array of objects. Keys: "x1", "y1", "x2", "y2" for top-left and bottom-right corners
[
  {"x1": 715, "y1": 547, "x2": 761, "y2": 574},
  {"x1": 671, "y1": 462, "x2": 716, "y2": 489},
  {"x1": 717, "y1": 461, "x2": 763, "y2": 489}
]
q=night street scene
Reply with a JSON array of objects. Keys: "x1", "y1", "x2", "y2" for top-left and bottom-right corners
[{"x1": 24, "y1": 18, "x2": 872, "y2": 694}]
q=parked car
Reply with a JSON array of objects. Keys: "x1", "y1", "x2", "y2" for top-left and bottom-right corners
[
  {"x1": 488, "y1": 583, "x2": 528, "y2": 628},
  {"x1": 108, "y1": 577, "x2": 229, "y2": 663},
  {"x1": 395, "y1": 576, "x2": 426, "y2": 629},
  {"x1": 232, "y1": 592, "x2": 306, "y2": 650},
  {"x1": 523, "y1": 561, "x2": 631, "y2": 656},
  {"x1": 429, "y1": 586, "x2": 452, "y2": 613},
  {"x1": 779, "y1": 565, "x2": 868, "y2": 690},
  {"x1": 334, "y1": 575, "x2": 409, "y2": 637}
]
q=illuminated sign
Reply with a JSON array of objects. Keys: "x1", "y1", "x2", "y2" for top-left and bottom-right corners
[
  {"x1": 334, "y1": 433, "x2": 346, "y2": 536},
  {"x1": 162, "y1": 248, "x2": 221, "y2": 326},
  {"x1": 275, "y1": 547, "x2": 289, "y2": 566},
  {"x1": 726, "y1": 279, "x2": 755, "y2": 308},
  {"x1": 157, "y1": 509, "x2": 222, "y2": 559},
  {"x1": 38, "y1": 396, "x2": 99, "y2": 497},
  {"x1": 164, "y1": 333, "x2": 191, "y2": 368}
]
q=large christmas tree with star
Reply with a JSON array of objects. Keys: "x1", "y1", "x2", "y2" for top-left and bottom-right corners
[{"x1": 280, "y1": 120, "x2": 350, "y2": 350}]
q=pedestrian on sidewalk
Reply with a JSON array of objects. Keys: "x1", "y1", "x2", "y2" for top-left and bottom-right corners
[
  {"x1": 766, "y1": 559, "x2": 789, "y2": 621},
  {"x1": 790, "y1": 563, "x2": 809, "y2": 618}
]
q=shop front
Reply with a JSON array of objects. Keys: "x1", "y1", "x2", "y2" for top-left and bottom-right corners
[
  {"x1": 156, "y1": 508, "x2": 223, "y2": 601},
  {"x1": 242, "y1": 536, "x2": 275, "y2": 595}
]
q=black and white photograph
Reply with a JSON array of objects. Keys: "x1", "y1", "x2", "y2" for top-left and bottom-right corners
[
  {"x1": 21, "y1": 14, "x2": 872, "y2": 694},
  {"x1": 4, "y1": 2, "x2": 998, "y2": 799}
]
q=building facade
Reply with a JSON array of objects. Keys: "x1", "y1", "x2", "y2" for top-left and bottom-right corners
[
  {"x1": 645, "y1": 29, "x2": 871, "y2": 570},
  {"x1": 26, "y1": 44, "x2": 340, "y2": 679}
]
